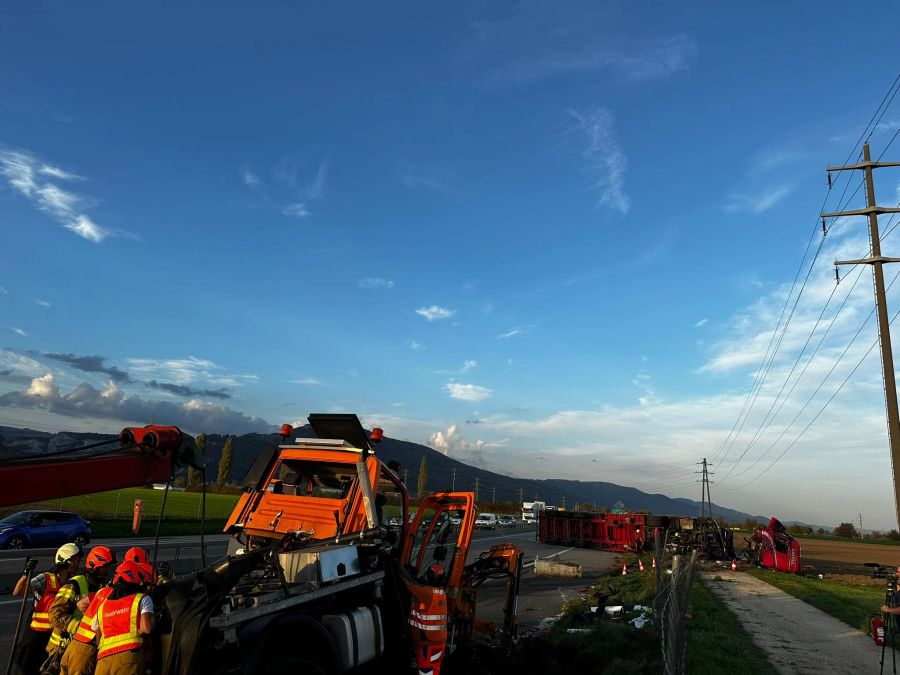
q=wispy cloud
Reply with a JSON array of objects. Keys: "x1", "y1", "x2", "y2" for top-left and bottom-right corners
[
  {"x1": 35, "y1": 299, "x2": 51, "y2": 308},
  {"x1": 126, "y1": 356, "x2": 238, "y2": 387},
  {"x1": 281, "y1": 203, "x2": 309, "y2": 218},
  {"x1": 724, "y1": 184, "x2": 794, "y2": 214},
  {"x1": 45, "y1": 352, "x2": 131, "y2": 382},
  {"x1": 302, "y1": 157, "x2": 331, "y2": 200},
  {"x1": 569, "y1": 106, "x2": 630, "y2": 215},
  {"x1": 694, "y1": 318, "x2": 708, "y2": 328},
  {"x1": 242, "y1": 170, "x2": 260, "y2": 188},
  {"x1": 497, "y1": 327, "x2": 523, "y2": 339},
  {"x1": 462, "y1": 360, "x2": 477, "y2": 372},
  {"x1": 416, "y1": 305, "x2": 456, "y2": 321},
  {"x1": 9, "y1": 327, "x2": 28, "y2": 336},
  {"x1": 483, "y1": 35, "x2": 696, "y2": 87},
  {"x1": 409, "y1": 339, "x2": 426, "y2": 351},
  {"x1": 0, "y1": 287, "x2": 7, "y2": 295},
  {"x1": 290, "y1": 376, "x2": 321, "y2": 385},
  {"x1": 359, "y1": 277, "x2": 395, "y2": 289},
  {"x1": 445, "y1": 381, "x2": 492, "y2": 402},
  {"x1": 0, "y1": 149, "x2": 119, "y2": 243}
]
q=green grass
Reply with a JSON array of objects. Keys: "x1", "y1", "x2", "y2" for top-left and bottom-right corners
[
  {"x1": 796, "y1": 534, "x2": 900, "y2": 546},
  {"x1": 745, "y1": 568, "x2": 884, "y2": 632},
  {"x1": 686, "y1": 579, "x2": 773, "y2": 674},
  {"x1": 1, "y1": 487, "x2": 240, "y2": 521},
  {"x1": 514, "y1": 563, "x2": 774, "y2": 674}
]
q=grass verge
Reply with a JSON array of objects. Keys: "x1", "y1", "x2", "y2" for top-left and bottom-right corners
[{"x1": 745, "y1": 568, "x2": 883, "y2": 633}]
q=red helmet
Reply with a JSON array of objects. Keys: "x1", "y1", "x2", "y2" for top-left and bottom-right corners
[
  {"x1": 125, "y1": 547, "x2": 149, "y2": 564},
  {"x1": 115, "y1": 561, "x2": 143, "y2": 585},
  {"x1": 137, "y1": 562, "x2": 156, "y2": 585},
  {"x1": 426, "y1": 563, "x2": 446, "y2": 585},
  {"x1": 85, "y1": 546, "x2": 115, "y2": 571}
]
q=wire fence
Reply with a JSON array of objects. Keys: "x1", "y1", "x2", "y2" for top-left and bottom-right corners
[{"x1": 654, "y1": 541, "x2": 698, "y2": 675}]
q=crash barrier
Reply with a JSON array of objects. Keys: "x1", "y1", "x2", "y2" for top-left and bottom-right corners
[
  {"x1": 655, "y1": 550, "x2": 698, "y2": 675},
  {"x1": 0, "y1": 538, "x2": 229, "y2": 594}
]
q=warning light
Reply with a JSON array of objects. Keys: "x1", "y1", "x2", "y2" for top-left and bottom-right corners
[
  {"x1": 370, "y1": 427, "x2": 384, "y2": 444},
  {"x1": 279, "y1": 424, "x2": 294, "y2": 441}
]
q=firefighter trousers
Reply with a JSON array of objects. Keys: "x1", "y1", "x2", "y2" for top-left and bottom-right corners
[
  {"x1": 59, "y1": 641, "x2": 96, "y2": 675},
  {"x1": 94, "y1": 650, "x2": 146, "y2": 675}
]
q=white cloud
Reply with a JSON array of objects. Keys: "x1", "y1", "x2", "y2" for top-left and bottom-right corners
[
  {"x1": 125, "y1": 355, "x2": 237, "y2": 387},
  {"x1": 427, "y1": 424, "x2": 486, "y2": 463},
  {"x1": 0, "y1": 149, "x2": 114, "y2": 243},
  {"x1": 409, "y1": 339, "x2": 426, "y2": 351},
  {"x1": 242, "y1": 170, "x2": 260, "y2": 188},
  {"x1": 302, "y1": 157, "x2": 331, "y2": 200},
  {"x1": 359, "y1": 277, "x2": 395, "y2": 289},
  {"x1": 281, "y1": 203, "x2": 309, "y2": 218},
  {"x1": 694, "y1": 318, "x2": 708, "y2": 328},
  {"x1": 35, "y1": 299, "x2": 51, "y2": 307},
  {"x1": 724, "y1": 185, "x2": 794, "y2": 214},
  {"x1": 569, "y1": 107, "x2": 630, "y2": 215},
  {"x1": 497, "y1": 327, "x2": 522, "y2": 339},
  {"x1": 9, "y1": 327, "x2": 28, "y2": 336},
  {"x1": 0, "y1": 374, "x2": 270, "y2": 434},
  {"x1": 416, "y1": 305, "x2": 456, "y2": 321},
  {"x1": 462, "y1": 360, "x2": 477, "y2": 372},
  {"x1": 290, "y1": 377, "x2": 321, "y2": 385},
  {"x1": 445, "y1": 382, "x2": 492, "y2": 402}
]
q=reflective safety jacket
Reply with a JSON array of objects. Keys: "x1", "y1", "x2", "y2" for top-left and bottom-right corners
[
  {"x1": 48, "y1": 575, "x2": 91, "y2": 648},
  {"x1": 406, "y1": 586, "x2": 448, "y2": 643},
  {"x1": 74, "y1": 586, "x2": 113, "y2": 644},
  {"x1": 29, "y1": 572, "x2": 61, "y2": 632},
  {"x1": 97, "y1": 593, "x2": 146, "y2": 659}
]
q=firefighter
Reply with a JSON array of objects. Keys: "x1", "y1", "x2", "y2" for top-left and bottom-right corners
[
  {"x1": 58, "y1": 563, "x2": 122, "y2": 675},
  {"x1": 11, "y1": 543, "x2": 82, "y2": 675},
  {"x1": 44, "y1": 546, "x2": 116, "y2": 673},
  {"x1": 92, "y1": 561, "x2": 155, "y2": 675},
  {"x1": 404, "y1": 563, "x2": 448, "y2": 675}
]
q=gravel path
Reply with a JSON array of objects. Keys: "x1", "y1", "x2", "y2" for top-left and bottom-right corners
[{"x1": 701, "y1": 572, "x2": 883, "y2": 674}]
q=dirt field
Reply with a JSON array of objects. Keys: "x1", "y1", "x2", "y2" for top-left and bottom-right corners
[{"x1": 796, "y1": 537, "x2": 900, "y2": 575}]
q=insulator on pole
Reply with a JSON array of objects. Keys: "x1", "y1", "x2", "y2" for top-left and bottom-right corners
[
  {"x1": 827, "y1": 172, "x2": 833, "y2": 189},
  {"x1": 835, "y1": 267, "x2": 840, "y2": 285},
  {"x1": 822, "y1": 217, "x2": 827, "y2": 236}
]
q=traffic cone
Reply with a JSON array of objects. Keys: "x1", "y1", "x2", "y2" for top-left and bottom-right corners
[
  {"x1": 731, "y1": 560, "x2": 737, "y2": 572},
  {"x1": 622, "y1": 562, "x2": 627, "y2": 576},
  {"x1": 638, "y1": 559, "x2": 645, "y2": 572}
]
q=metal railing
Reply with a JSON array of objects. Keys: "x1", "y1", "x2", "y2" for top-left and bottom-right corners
[{"x1": 656, "y1": 549, "x2": 698, "y2": 675}]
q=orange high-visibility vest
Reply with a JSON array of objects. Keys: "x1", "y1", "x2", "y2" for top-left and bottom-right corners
[
  {"x1": 74, "y1": 586, "x2": 113, "y2": 644},
  {"x1": 407, "y1": 587, "x2": 448, "y2": 643},
  {"x1": 29, "y1": 573, "x2": 60, "y2": 632},
  {"x1": 97, "y1": 593, "x2": 145, "y2": 659}
]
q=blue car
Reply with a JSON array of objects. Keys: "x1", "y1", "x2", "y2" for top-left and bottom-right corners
[{"x1": 0, "y1": 511, "x2": 91, "y2": 550}]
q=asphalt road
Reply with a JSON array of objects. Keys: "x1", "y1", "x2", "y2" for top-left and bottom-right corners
[{"x1": 0, "y1": 526, "x2": 616, "y2": 668}]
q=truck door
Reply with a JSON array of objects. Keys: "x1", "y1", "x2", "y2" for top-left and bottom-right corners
[{"x1": 401, "y1": 493, "x2": 475, "y2": 591}]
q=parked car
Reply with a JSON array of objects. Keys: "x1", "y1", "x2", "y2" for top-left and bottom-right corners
[
  {"x1": 0, "y1": 511, "x2": 91, "y2": 550},
  {"x1": 449, "y1": 513, "x2": 463, "y2": 527},
  {"x1": 498, "y1": 514, "x2": 517, "y2": 528},
  {"x1": 474, "y1": 513, "x2": 499, "y2": 530}
]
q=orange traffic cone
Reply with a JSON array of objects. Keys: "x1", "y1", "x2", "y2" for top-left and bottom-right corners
[
  {"x1": 638, "y1": 559, "x2": 645, "y2": 572},
  {"x1": 731, "y1": 560, "x2": 737, "y2": 572},
  {"x1": 621, "y1": 562, "x2": 627, "y2": 575}
]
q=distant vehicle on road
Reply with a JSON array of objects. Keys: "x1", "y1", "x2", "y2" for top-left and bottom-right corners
[
  {"x1": 475, "y1": 513, "x2": 498, "y2": 530},
  {"x1": 0, "y1": 510, "x2": 91, "y2": 550},
  {"x1": 498, "y1": 515, "x2": 517, "y2": 528}
]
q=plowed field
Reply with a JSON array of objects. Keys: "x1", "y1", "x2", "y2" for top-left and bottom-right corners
[{"x1": 797, "y1": 537, "x2": 900, "y2": 575}]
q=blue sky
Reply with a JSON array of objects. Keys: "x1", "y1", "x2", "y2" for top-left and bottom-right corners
[{"x1": 3, "y1": 2, "x2": 900, "y2": 528}]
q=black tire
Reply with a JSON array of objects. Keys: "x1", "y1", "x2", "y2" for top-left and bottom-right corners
[
  {"x1": 6, "y1": 535, "x2": 26, "y2": 550},
  {"x1": 73, "y1": 533, "x2": 90, "y2": 548}
]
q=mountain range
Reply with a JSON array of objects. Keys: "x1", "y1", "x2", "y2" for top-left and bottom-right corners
[{"x1": 0, "y1": 424, "x2": 799, "y2": 527}]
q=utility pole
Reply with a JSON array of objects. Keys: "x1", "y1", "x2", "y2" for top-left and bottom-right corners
[
  {"x1": 491, "y1": 486, "x2": 497, "y2": 503},
  {"x1": 697, "y1": 458, "x2": 714, "y2": 518},
  {"x1": 825, "y1": 141, "x2": 900, "y2": 528},
  {"x1": 451, "y1": 467, "x2": 457, "y2": 491},
  {"x1": 518, "y1": 487, "x2": 524, "y2": 504},
  {"x1": 474, "y1": 477, "x2": 480, "y2": 502},
  {"x1": 859, "y1": 513, "x2": 864, "y2": 533},
  {"x1": 560, "y1": 495, "x2": 566, "y2": 510},
  {"x1": 403, "y1": 467, "x2": 409, "y2": 485}
]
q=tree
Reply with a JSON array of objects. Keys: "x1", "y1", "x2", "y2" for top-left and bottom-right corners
[
  {"x1": 834, "y1": 522, "x2": 858, "y2": 538},
  {"x1": 417, "y1": 456, "x2": 428, "y2": 498},
  {"x1": 217, "y1": 436, "x2": 233, "y2": 486},
  {"x1": 188, "y1": 433, "x2": 206, "y2": 490}
]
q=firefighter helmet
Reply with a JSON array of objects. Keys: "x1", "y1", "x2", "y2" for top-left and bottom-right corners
[
  {"x1": 115, "y1": 561, "x2": 142, "y2": 585},
  {"x1": 55, "y1": 543, "x2": 82, "y2": 565},
  {"x1": 125, "y1": 546, "x2": 148, "y2": 564},
  {"x1": 85, "y1": 545, "x2": 115, "y2": 571}
]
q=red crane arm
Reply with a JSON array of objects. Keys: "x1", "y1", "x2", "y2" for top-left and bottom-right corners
[{"x1": 0, "y1": 426, "x2": 201, "y2": 508}]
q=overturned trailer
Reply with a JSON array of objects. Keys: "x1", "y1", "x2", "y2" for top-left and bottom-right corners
[{"x1": 538, "y1": 510, "x2": 647, "y2": 551}]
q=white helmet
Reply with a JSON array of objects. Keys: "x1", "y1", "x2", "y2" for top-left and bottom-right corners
[{"x1": 55, "y1": 543, "x2": 82, "y2": 565}]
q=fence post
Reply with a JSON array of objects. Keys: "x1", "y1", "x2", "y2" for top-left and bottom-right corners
[{"x1": 654, "y1": 527, "x2": 662, "y2": 593}]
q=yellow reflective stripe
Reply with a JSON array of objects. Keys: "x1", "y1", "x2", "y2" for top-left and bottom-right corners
[
  {"x1": 56, "y1": 586, "x2": 77, "y2": 602},
  {"x1": 98, "y1": 594, "x2": 144, "y2": 658}
]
